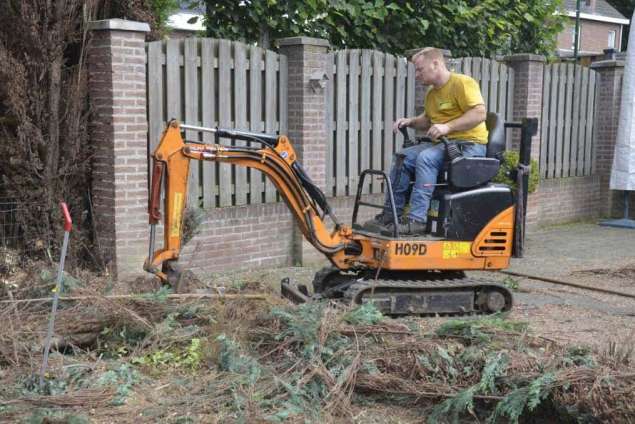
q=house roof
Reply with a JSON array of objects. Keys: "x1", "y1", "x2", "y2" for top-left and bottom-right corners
[{"x1": 563, "y1": 0, "x2": 629, "y2": 22}]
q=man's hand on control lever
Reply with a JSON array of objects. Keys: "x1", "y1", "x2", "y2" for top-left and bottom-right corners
[
  {"x1": 426, "y1": 123, "x2": 450, "y2": 141},
  {"x1": 393, "y1": 117, "x2": 413, "y2": 133}
]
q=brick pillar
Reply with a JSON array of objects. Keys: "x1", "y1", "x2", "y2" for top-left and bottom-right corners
[
  {"x1": 504, "y1": 54, "x2": 545, "y2": 160},
  {"x1": 87, "y1": 19, "x2": 150, "y2": 280},
  {"x1": 590, "y1": 59, "x2": 625, "y2": 216},
  {"x1": 277, "y1": 37, "x2": 330, "y2": 265},
  {"x1": 504, "y1": 54, "x2": 545, "y2": 227}
]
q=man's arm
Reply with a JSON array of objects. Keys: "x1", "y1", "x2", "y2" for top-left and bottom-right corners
[
  {"x1": 393, "y1": 113, "x2": 431, "y2": 133},
  {"x1": 426, "y1": 104, "x2": 486, "y2": 140}
]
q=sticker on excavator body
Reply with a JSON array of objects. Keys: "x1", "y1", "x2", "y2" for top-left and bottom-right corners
[
  {"x1": 394, "y1": 242, "x2": 427, "y2": 256},
  {"x1": 428, "y1": 200, "x2": 440, "y2": 218},
  {"x1": 442, "y1": 241, "x2": 471, "y2": 259},
  {"x1": 170, "y1": 192, "x2": 183, "y2": 237}
]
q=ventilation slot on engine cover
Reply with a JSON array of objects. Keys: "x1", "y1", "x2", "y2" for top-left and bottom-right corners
[{"x1": 478, "y1": 230, "x2": 508, "y2": 252}]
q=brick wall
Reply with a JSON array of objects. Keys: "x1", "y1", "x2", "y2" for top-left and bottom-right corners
[
  {"x1": 528, "y1": 175, "x2": 603, "y2": 227},
  {"x1": 178, "y1": 193, "x2": 384, "y2": 273},
  {"x1": 178, "y1": 203, "x2": 295, "y2": 274}
]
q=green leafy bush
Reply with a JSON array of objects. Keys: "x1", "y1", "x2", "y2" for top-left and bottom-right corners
[{"x1": 493, "y1": 151, "x2": 540, "y2": 194}]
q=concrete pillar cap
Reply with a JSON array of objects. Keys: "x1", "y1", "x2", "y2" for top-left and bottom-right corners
[
  {"x1": 87, "y1": 19, "x2": 150, "y2": 33},
  {"x1": 590, "y1": 60, "x2": 626, "y2": 69},
  {"x1": 503, "y1": 54, "x2": 546, "y2": 63},
  {"x1": 277, "y1": 37, "x2": 330, "y2": 48}
]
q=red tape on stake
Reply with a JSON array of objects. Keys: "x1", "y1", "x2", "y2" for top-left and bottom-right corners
[{"x1": 60, "y1": 202, "x2": 72, "y2": 232}]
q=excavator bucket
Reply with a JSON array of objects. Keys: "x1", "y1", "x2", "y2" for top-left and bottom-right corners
[{"x1": 280, "y1": 278, "x2": 310, "y2": 304}]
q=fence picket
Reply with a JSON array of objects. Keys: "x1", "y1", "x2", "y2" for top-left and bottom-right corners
[
  {"x1": 506, "y1": 63, "x2": 515, "y2": 145},
  {"x1": 482, "y1": 58, "x2": 490, "y2": 108},
  {"x1": 579, "y1": 68, "x2": 590, "y2": 177},
  {"x1": 473, "y1": 58, "x2": 482, "y2": 88},
  {"x1": 325, "y1": 53, "x2": 334, "y2": 195},
  {"x1": 490, "y1": 59, "x2": 499, "y2": 113},
  {"x1": 570, "y1": 65, "x2": 581, "y2": 177},
  {"x1": 218, "y1": 40, "x2": 232, "y2": 206},
  {"x1": 406, "y1": 62, "x2": 415, "y2": 119},
  {"x1": 201, "y1": 39, "x2": 216, "y2": 208},
  {"x1": 464, "y1": 57, "x2": 472, "y2": 77},
  {"x1": 264, "y1": 50, "x2": 278, "y2": 202},
  {"x1": 539, "y1": 64, "x2": 551, "y2": 179},
  {"x1": 335, "y1": 51, "x2": 347, "y2": 196},
  {"x1": 360, "y1": 50, "x2": 371, "y2": 193},
  {"x1": 555, "y1": 64, "x2": 567, "y2": 178},
  {"x1": 249, "y1": 46, "x2": 263, "y2": 203},
  {"x1": 547, "y1": 65, "x2": 558, "y2": 178},
  {"x1": 279, "y1": 55, "x2": 288, "y2": 135},
  {"x1": 499, "y1": 62, "x2": 508, "y2": 121},
  {"x1": 383, "y1": 54, "x2": 395, "y2": 191},
  {"x1": 586, "y1": 70, "x2": 597, "y2": 175},
  {"x1": 184, "y1": 39, "x2": 200, "y2": 208},
  {"x1": 562, "y1": 63, "x2": 574, "y2": 177},
  {"x1": 348, "y1": 50, "x2": 360, "y2": 195},
  {"x1": 147, "y1": 42, "x2": 163, "y2": 157},
  {"x1": 165, "y1": 40, "x2": 181, "y2": 122},
  {"x1": 371, "y1": 52, "x2": 383, "y2": 193},
  {"x1": 395, "y1": 58, "x2": 406, "y2": 149},
  {"x1": 234, "y1": 43, "x2": 248, "y2": 205}
]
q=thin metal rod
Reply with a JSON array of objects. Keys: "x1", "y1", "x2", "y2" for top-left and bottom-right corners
[
  {"x1": 574, "y1": 0, "x2": 581, "y2": 61},
  {"x1": 148, "y1": 224, "x2": 156, "y2": 261},
  {"x1": 624, "y1": 190, "x2": 630, "y2": 219},
  {"x1": 500, "y1": 270, "x2": 635, "y2": 300},
  {"x1": 40, "y1": 230, "x2": 70, "y2": 388},
  {"x1": 3, "y1": 293, "x2": 268, "y2": 304},
  {"x1": 180, "y1": 123, "x2": 218, "y2": 134}
]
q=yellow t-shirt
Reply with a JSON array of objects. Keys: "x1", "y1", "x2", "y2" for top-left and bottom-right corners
[{"x1": 424, "y1": 73, "x2": 488, "y2": 144}]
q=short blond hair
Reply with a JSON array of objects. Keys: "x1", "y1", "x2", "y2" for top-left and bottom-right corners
[{"x1": 411, "y1": 47, "x2": 445, "y2": 65}]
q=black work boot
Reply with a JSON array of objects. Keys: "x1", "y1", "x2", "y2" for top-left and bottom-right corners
[
  {"x1": 381, "y1": 218, "x2": 427, "y2": 237},
  {"x1": 361, "y1": 213, "x2": 394, "y2": 233}
]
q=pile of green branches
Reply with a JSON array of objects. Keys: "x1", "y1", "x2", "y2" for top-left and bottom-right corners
[
  {"x1": 2, "y1": 283, "x2": 633, "y2": 422},
  {"x1": 215, "y1": 303, "x2": 635, "y2": 423}
]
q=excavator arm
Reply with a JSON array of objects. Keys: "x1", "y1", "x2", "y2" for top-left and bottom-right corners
[{"x1": 144, "y1": 120, "x2": 356, "y2": 282}]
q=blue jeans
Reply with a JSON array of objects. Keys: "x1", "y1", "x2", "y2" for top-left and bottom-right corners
[{"x1": 383, "y1": 141, "x2": 487, "y2": 222}]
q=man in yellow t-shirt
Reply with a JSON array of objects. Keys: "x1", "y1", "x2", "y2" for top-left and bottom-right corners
[{"x1": 368, "y1": 47, "x2": 488, "y2": 236}]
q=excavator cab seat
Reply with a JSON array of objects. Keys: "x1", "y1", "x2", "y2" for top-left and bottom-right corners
[{"x1": 445, "y1": 112, "x2": 505, "y2": 190}]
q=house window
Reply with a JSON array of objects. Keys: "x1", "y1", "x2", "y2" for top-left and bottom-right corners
[{"x1": 608, "y1": 30, "x2": 616, "y2": 49}]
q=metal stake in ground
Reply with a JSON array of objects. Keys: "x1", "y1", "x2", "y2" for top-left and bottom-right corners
[{"x1": 39, "y1": 202, "x2": 72, "y2": 389}]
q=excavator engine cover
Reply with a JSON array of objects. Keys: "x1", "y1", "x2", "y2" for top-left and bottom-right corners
[{"x1": 427, "y1": 184, "x2": 514, "y2": 240}]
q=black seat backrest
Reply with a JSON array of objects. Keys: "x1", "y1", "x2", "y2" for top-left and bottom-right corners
[{"x1": 486, "y1": 112, "x2": 505, "y2": 160}]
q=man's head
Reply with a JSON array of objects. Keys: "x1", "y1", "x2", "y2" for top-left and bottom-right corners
[{"x1": 411, "y1": 47, "x2": 449, "y2": 87}]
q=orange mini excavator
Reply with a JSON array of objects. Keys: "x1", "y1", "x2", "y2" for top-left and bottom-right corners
[{"x1": 144, "y1": 114, "x2": 537, "y2": 316}]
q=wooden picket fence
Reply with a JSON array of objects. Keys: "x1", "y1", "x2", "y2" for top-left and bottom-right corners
[
  {"x1": 540, "y1": 63, "x2": 597, "y2": 179},
  {"x1": 146, "y1": 38, "x2": 598, "y2": 209},
  {"x1": 146, "y1": 38, "x2": 288, "y2": 208},
  {"x1": 325, "y1": 50, "x2": 416, "y2": 196}
]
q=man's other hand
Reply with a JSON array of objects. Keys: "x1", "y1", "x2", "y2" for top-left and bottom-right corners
[
  {"x1": 427, "y1": 123, "x2": 450, "y2": 140},
  {"x1": 393, "y1": 117, "x2": 413, "y2": 133}
]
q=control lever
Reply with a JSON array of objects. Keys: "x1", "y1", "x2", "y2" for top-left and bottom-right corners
[
  {"x1": 399, "y1": 126, "x2": 435, "y2": 149},
  {"x1": 399, "y1": 126, "x2": 415, "y2": 148}
]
